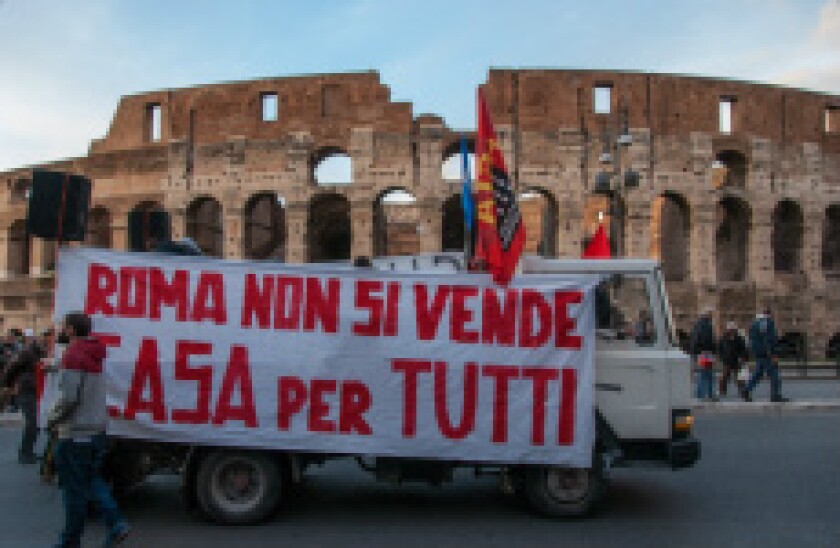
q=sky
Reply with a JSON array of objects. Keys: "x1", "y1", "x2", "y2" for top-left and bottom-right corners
[{"x1": 1, "y1": 0, "x2": 839, "y2": 172}]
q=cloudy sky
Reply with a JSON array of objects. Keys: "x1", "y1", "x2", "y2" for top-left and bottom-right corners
[{"x1": 0, "y1": 0, "x2": 838, "y2": 172}]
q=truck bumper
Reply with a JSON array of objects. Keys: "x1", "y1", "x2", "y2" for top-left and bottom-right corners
[{"x1": 669, "y1": 438, "x2": 700, "y2": 470}]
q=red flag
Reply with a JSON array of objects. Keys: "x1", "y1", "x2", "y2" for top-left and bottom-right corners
[
  {"x1": 582, "y1": 224, "x2": 611, "y2": 259},
  {"x1": 473, "y1": 89, "x2": 525, "y2": 285}
]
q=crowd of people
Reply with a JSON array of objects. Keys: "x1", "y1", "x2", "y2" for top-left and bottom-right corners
[
  {"x1": 1, "y1": 315, "x2": 130, "y2": 547},
  {"x1": 689, "y1": 307, "x2": 790, "y2": 403}
]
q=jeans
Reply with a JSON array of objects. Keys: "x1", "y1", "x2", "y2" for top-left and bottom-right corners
[
  {"x1": 54, "y1": 434, "x2": 127, "y2": 547},
  {"x1": 54, "y1": 438, "x2": 96, "y2": 548},
  {"x1": 745, "y1": 355, "x2": 782, "y2": 398},
  {"x1": 18, "y1": 395, "x2": 37, "y2": 458},
  {"x1": 696, "y1": 368, "x2": 715, "y2": 399}
]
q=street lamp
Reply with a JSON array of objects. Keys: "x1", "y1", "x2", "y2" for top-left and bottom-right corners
[{"x1": 593, "y1": 104, "x2": 640, "y2": 257}]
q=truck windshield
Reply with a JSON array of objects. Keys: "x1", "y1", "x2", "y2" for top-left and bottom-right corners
[{"x1": 654, "y1": 267, "x2": 678, "y2": 347}]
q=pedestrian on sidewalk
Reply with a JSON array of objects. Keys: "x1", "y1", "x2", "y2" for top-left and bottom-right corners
[
  {"x1": 742, "y1": 308, "x2": 789, "y2": 403},
  {"x1": 2, "y1": 346, "x2": 40, "y2": 464},
  {"x1": 47, "y1": 312, "x2": 130, "y2": 548},
  {"x1": 690, "y1": 306, "x2": 718, "y2": 401},
  {"x1": 718, "y1": 321, "x2": 749, "y2": 396}
]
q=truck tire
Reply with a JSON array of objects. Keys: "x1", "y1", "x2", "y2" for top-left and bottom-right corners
[
  {"x1": 523, "y1": 464, "x2": 604, "y2": 517},
  {"x1": 195, "y1": 450, "x2": 284, "y2": 524}
]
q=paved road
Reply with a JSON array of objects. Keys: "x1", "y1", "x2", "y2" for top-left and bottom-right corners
[{"x1": 1, "y1": 412, "x2": 839, "y2": 547}]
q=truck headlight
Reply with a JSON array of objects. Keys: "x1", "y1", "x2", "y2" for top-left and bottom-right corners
[{"x1": 672, "y1": 409, "x2": 694, "y2": 440}]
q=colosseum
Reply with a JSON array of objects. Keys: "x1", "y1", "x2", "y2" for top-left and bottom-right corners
[{"x1": 1, "y1": 69, "x2": 839, "y2": 357}]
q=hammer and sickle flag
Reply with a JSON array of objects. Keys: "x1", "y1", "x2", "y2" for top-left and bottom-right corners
[{"x1": 473, "y1": 88, "x2": 526, "y2": 286}]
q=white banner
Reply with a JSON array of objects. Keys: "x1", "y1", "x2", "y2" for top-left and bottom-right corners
[{"x1": 54, "y1": 248, "x2": 599, "y2": 467}]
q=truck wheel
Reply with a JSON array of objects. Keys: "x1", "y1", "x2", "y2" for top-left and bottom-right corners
[
  {"x1": 524, "y1": 465, "x2": 604, "y2": 517},
  {"x1": 195, "y1": 450, "x2": 284, "y2": 524}
]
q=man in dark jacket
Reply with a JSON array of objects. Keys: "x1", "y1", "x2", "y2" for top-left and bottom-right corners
[
  {"x1": 2, "y1": 347, "x2": 39, "y2": 463},
  {"x1": 48, "y1": 312, "x2": 130, "y2": 547},
  {"x1": 718, "y1": 321, "x2": 749, "y2": 396},
  {"x1": 689, "y1": 306, "x2": 717, "y2": 400},
  {"x1": 742, "y1": 309, "x2": 789, "y2": 403}
]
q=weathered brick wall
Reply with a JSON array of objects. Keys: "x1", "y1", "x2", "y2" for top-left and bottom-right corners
[{"x1": 1, "y1": 69, "x2": 839, "y2": 358}]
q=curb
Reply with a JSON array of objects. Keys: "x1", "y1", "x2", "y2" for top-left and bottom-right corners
[{"x1": 693, "y1": 400, "x2": 840, "y2": 414}]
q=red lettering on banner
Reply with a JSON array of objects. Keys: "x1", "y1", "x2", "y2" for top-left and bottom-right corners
[
  {"x1": 192, "y1": 272, "x2": 227, "y2": 325},
  {"x1": 149, "y1": 268, "x2": 189, "y2": 321},
  {"x1": 391, "y1": 358, "x2": 432, "y2": 437},
  {"x1": 241, "y1": 274, "x2": 274, "y2": 329},
  {"x1": 171, "y1": 341, "x2": 213, "y2": 425},
  {"x1": 554, "y1": 291, "x2": 583, "y2": 349},
  {"x1": 304, "y1": 277, "x2": 339, "y2": 333},
  {"x1": 450, "y1": 286, "x2": 479, "y2": 344},
  {"x1": 277, "y1": 376, "x2": 307, "y2": 430},
  {"x1": 383, "y1": 282, "x2": 400, "y2": 336},
  {"x1": 522, "y1": 367, "x2": 559, "y2": 446},
  {"x1": 482, "y1": 365, "x2": 520, "y2": 443},
  {"x1": 308, "y1": 379, "x2": 337, "y2": 433},
  {"x1": 558, "y1": 368, "x2": 577, "y2": 445},
  {"x1": 85, "y1": 263, "x2": 116, "y2": 316},
  {"x1": 275, "y1": 276, "x2": 303, "y2": 330},
  {"x1": 520, "y1": 290, "x2": 551, "y2": 348},
  {"x1": 339, "y1": 381, "x2": 372, "y2": 435},
  {"x1": 353, "y1": 280, "x2": 384, "y2": 336},
  {"x1": 414, "y1": 285, "x2": 450, "y2": 340},
  {"x1": 123, "y1": 338, "x2": 167, "y2": 422},
  {"x1": 213, "y1": 345, "x2": 257, "y2": 427},
  {"x1": 433, "y1": 361, "x2": 477, "y2": 439},
  {"x1": 117, "y1": 267, "x2": 147, "y2": 318},
  {"x1": 481, "y1": 288, "x2": 517, "y2": 346}
]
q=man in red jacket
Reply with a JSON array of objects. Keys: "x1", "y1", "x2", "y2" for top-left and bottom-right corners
[{"x1": 48, "y1": 312, "x2": 130, "y2": 548}]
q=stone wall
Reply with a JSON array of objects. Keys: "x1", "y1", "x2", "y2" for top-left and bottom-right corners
[{"x1": 1, "y1": 69, "x2": 839, "y2": 358}]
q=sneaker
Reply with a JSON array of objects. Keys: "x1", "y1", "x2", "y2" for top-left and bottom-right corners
[
  {"x1": 740, "y1": 390, "x2": 752, "y2": 402},
  {"x1": 771, "y1": 395, "x2": 790, "y2": 403},
  {"x1": 105, "y1": 523, "x2": 131, "y2": 547},
  {"x1": 18, "y1": 454, "x2": 36, "y2": 465}
]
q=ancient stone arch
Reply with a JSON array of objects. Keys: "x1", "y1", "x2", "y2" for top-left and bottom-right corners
[
  {"x1": 821, "y1": 204, "x2": 840, "y2": 273},
  {"x1": 518, "y1": 187, "x2": 558, "y2": 257},
  {"x1": 372, "y1": 187, "x2": 418, "y2": 257},
  {"x1": 186, "y1": 196, "x2": 223, "y2": 257},
  {"x1": 772, "y1": 199, "x2": 803, "y2": 274},
  {"x1": 716, "y1": 196, "x2": 751, "y2": 282},
  {"x1": 308, "y1": 193, "x2": 351, "y2": 262},
  {"x1": 651, "y1": 192, "x2": 690, "y2": 281},
  {"x1": 313, "y1": 147, "x2": 352, "y2": 186},
  {"x1": 86, "y1": 206, "x2": 111, "y2": 249},
  {"x1": 714, "y1": 150, "x2": 748, "y2": 189},
  {"x1": 7, "y1": 219, "x2": 29, "y2": 277},
  {"x1": 243, "y1": 192, "x2": 285, "y2": 260}
]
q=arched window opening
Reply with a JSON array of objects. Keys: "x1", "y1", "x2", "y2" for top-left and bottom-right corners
[
  {"x1": 518, "y1": 188, "x2": 558, "y2": 257},
  {"x1": 827, "y1": 333, "x2": 840, "y2": 360},
  {"x1": 244, "y1": 193, "x2": 285, "y2": 260},
  {"x1": 86, "y1": 207, "x2": 111, "y2": 249},
  {"x1": 716, "y1": 197, "x2": 750, "y2": 282},
  {"x1": 772, "y1": 200, "x2": 803, "y2": 274},
  {"x1": 651, "y1": 193, "x2": 690, "y2": 281},
  {"x1": 373, "y1": 188, "x2": 419, "y2": 257},
  {"x1": 7, "y1": 220, "x2": 30, "y2": 277},
  {"x1": 308, "y1": 194, "x2": 351, "y2": 262},
  {"x1": 713, "y1": 150, "x2": 747, "y2": 189},
  {"x1": 186, "y1": 197, "x2": 223, "y2": 257},
  {"x1": 313, "y1": 148, "x2": 352, "y2": 185},
  {"x1": 822, "y1": 205, "x2": 840, "y2": 274}
]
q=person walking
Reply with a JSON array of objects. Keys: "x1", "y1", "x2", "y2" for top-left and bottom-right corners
[
  {"x1": 690, "y1": 306, "x2": 718, "y2": 401},
  {"x1": 47, "y1": 312, "x2": 130, "y2": 547},
  {"x1": 742, "y1": 308, "x2": 789, "y2": 403},
  {"x1": 718, "y1": 321, "x2": 749, "y2": 396},
  {"x1": 2, "y1": 346, "x2": 39, "y2": 463}
]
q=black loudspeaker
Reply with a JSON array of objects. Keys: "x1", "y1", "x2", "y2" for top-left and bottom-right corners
[
  {"x1": 26, "y1": 170, "x2": 91, "y2": 241},
  {"x1": 128, "y1": 210, "x2": 171, "y2": 251}
]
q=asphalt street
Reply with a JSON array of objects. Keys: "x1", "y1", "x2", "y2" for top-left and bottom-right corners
[{"x1": 1, "y1": 412, "x2": 838, "y2": 548}]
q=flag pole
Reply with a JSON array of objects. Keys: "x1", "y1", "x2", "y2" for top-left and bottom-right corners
[{"x1": 460, "y1": 135, "x2": 473, "y2": 265}]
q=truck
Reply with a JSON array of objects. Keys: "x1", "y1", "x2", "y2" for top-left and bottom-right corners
[{"x1": 79, "y1": 251, "x2": 699, "y2": 523}]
